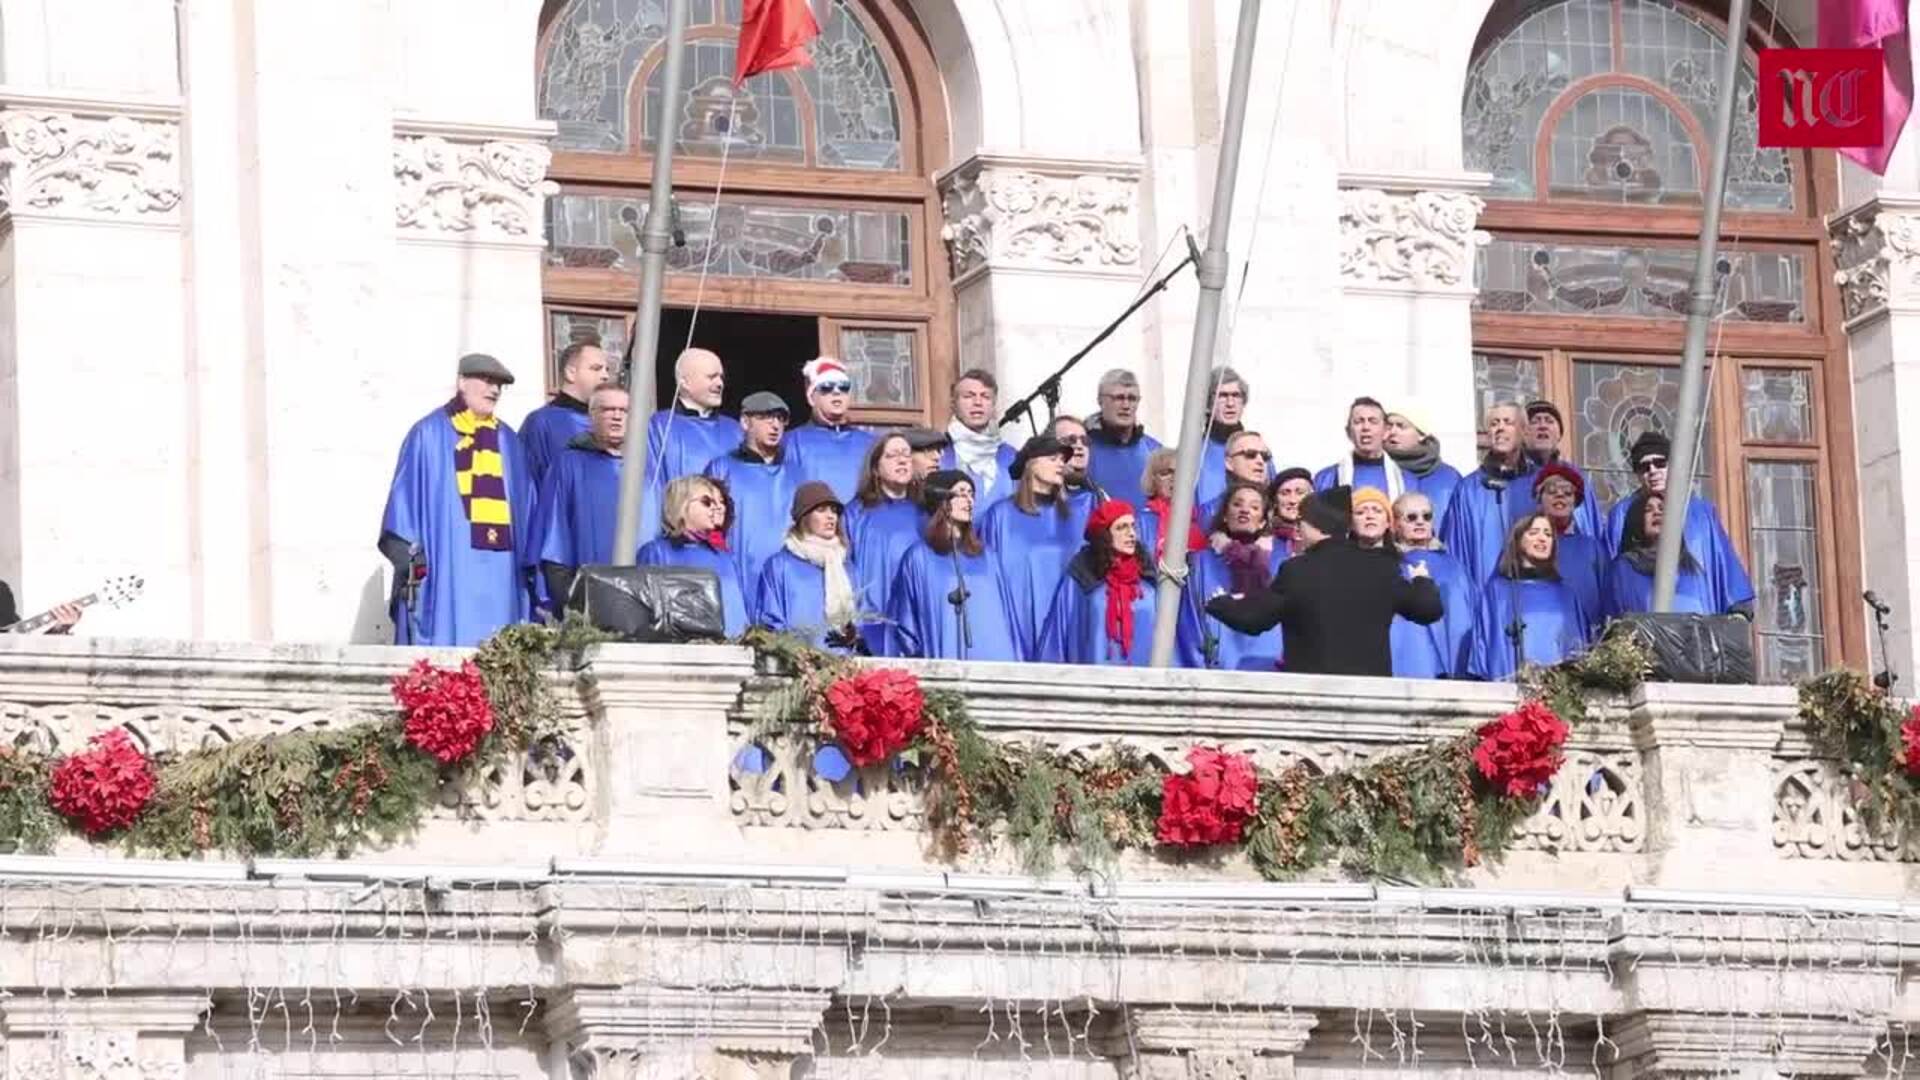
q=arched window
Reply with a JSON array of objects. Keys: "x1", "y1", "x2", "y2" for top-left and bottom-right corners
[
  {"x1": 537, "y1": 0, "x2": 951, "y2": 425},
  {"x1": 1463, "y1": 0, "x2": 1862, "y2": 680}
]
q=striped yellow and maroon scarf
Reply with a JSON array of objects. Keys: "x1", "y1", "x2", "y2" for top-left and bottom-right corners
[{"x1": 447, "y1": 398, "x2": 512, "y2": 551}]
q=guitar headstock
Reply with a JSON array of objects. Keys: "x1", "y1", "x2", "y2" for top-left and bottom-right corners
[{"x1": 99, "y1": 575, "x2": 145, "y2": 609}]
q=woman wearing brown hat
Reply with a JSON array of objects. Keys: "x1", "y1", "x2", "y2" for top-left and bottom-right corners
[
  {"x1": 753, "y1": 481, "x2": 863, "y2": 652},
  {"x1": 885, "y1": 470, "x2": 1019, "y2": 661}
]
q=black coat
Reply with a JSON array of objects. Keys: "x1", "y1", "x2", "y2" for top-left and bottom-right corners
[{"x1": 1205, "y1": 539, "x2": 1442, "y2": 677}]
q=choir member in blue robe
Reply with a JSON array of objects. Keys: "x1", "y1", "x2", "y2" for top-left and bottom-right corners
[
  {"x1": 1603, "y1": 432, "x2": 1755, "y2": 614},
  {"x1": 785, "y1": 357, "x2": 876, "y2": 500},
  {"x1": 1602, "y1": 491, "x2": 1748, "y2": 621},
  {"x1": 1267, "y1": 468, "x2": 1314, "y2": 561},
  {"x1": 519, "y1": 339, "x2": 611, "y2": 495},
  {"x1": 754, "y1": 482, "x2": 864, "y2": 653},
  {"x1": 1388, "y1": 492, "x2": 1474, "y2": 678},
  {"x1": 1037, "y1": 500, "x2": 1162, "y2": 666},
  {"x1": 904, "y1": 426, "x2": 950, "y2": 483},
  {"x1": 1197, "y1": 431, "x2": 1274, "y2": 528},
  {"x1": 847, "y1": 433, "x2": 927, "y2": 654},
  {"x1": 1384, "y1": 407, "x2": 1463, "y2": 532},
  {"x1": 1314, "y1": 397, "x2": 1412, "y2": 505},
  {"x1": 1054, "y1": 414, "x2": 1107, "y2": 501},
  {"x1": 637, "y1": 348, "x2": 737, "y2": 547},
  {"x1": 1138, "y1": 447, "x2": 1206, "y2": 562},
  {"x1": 887, "y1": 471, "x2": 1021, "y2": 661},
  {"x1": 378, "y1": 353, "x2": 533, "y2": 646},
  {"x1": 1533, "y1": 462, "x2": 1606, "y2": 634},
  {"x1": 978, "y1": 434, "x2": 1083, "y2": 659},
  {"x1": 704, "y1": 391, "x2": 800, "y2": 608},
  {"x1": 635, "y1": 476, "x2": 750, "y2": 638},
  {"x1": 1524, "y1": 400, "x2": 1604, "y2": 538},
  {"x1": 940, "y1": 369, "x2": 1020, "y2": 509},
  {"x1": 1441, "y1": 402, "x2": 1538, "y2": 586},
  {"x1": 1085, "y1": 370, "x2": 1163, "y2": 504},
  {"x1": 528, "y1": 386, "x2": 628, "y2": 610},
  {"x1": 1467, "y1": 513, "x2": 1591, "y2": 680},
  {"x1": 1197, "y1": 367, "x2": 1257, "y2": 507},
  {"x1": 1179, "y1": 482, "x2": 1287, "y2": 670}
]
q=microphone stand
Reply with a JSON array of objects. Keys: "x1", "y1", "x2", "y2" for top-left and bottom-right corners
[
  {"x1": 998, "y1": 239, "x2": 1200, "y2": 435},
  {"x1": 945, "y1": 525, "x2": 972, "y2": 660},
  {"x1": 1486, "y1": 471, "x2": 1526, "y2": 678},
  {"x1": 1868, "y1": 591, "x2": 1899, "y2": 693}
]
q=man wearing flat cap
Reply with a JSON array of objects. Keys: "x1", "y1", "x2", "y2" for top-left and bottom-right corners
[
  {"x1": 705, "y1": 390, "x2": 800, "y2": 597},
  {"x1": 378, "y1": 352, "x2": 534, "y2": 646}
]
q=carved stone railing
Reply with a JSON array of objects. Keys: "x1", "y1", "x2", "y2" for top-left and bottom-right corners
[{"x1": 1774, "y1": 714, "x2": 1918, "y2": 863}]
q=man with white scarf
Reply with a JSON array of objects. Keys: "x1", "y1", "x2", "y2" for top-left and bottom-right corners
[
  {"x1": 1313, "y1": 396, "x2": 1406, "y2": 501},
  {"x1": 938, "y1": 368, "x2": 1018, "y2": 511}
]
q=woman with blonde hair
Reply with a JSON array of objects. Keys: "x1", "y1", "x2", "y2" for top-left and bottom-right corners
[{"x1": 636, "y1": 475, "x2": 748, "y2": 637}]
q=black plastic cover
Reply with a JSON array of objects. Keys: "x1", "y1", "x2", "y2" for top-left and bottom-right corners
[
  {"x1": 1608, "y1": 612, "x2": 1755, "y2": 684},
  {"x1": 565, "y1": 564, "x2": 727, "y2": 643}
]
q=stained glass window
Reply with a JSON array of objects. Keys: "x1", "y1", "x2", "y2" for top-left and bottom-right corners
[
  {"x1": 1572, "y1": 360, "x2": 1714, "y2": 507},
  {"x1": 839, "y1": 327, "x2": 917, "y2": 408},
  {"x1": 547, "y1": 193, "x2": 913, "y2": 286},
  {"x1": 1473, "y1": 353, "x2": 1545, "y2": 419},
  {"x1": 1462, "y1": 0, "x2": 1793, "y2": 210},
  {"x1": 1746, "y1": 461, "x2": 1823, "y2": 682},
  {"x1": 1742, "y1": 369, "x2": 1814, "y2": 442},
  {"x1": 1475, "y1": 240, "x2": 1804, "y2": 322},
  {"x1": 540, "y1": 0, "x2": 904, "y2": 170}
]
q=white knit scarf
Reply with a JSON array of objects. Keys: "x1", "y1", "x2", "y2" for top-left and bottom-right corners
[
  {"x1": 947, "y1": 419, "x2": 1004, "y2": 500},
  {"x1": 1337, "y1": 453, "x2": 1405, "y2": 500},
  {"x1": 783, "y1": 533, "x2": 859, "y2": 628}
]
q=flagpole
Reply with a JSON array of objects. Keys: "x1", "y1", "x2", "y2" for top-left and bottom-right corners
[
  {"x1": 1148, "y1": 0, "x2": 1263, "y2": 667},
  {"x1": 610, "y1": 0, "x2": 692, "y2": 566},
  {"x1": 1652, "y1": 0, "x2": 1751, "y2": 609}
]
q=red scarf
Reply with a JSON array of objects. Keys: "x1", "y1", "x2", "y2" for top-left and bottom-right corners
[
  {"x1": 705, "y1": 529, "x2": 730, "y2": 551},
  {"x1": 1105, "y1": 556, "x2": 1143, "y2": 658},
  {"x1": 1146, "y1": 496, "x2": 1206, "y2": 558}
]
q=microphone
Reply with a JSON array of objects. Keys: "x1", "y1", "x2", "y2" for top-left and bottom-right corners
[{"x1": 1866, "y1": 589, "x2": 1892, "y2": 616}]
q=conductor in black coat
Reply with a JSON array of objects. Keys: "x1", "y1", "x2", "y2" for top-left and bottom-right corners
[{"x1": 1205, "y1": 486, "x2": 1442, "y2": 676}]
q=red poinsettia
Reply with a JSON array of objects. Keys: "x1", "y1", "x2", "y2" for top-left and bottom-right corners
[
  {"x1": 1156, "y1": 745, "x2": 1259, "y2": 848},
  {"x1": 1472, "y1": 700, "x2": 1569, "y2": 799},
  {"x1": 391, "y1": 659, "x2": 496, "y2": 765},
  {"x1": 49, "y1": 729, "x2": 156, "y2": 836},
  {"x1": 823, "y1": 668, "x2": 926, "y2": 767},
  {"x1": 1900, "y1": 706, "x2": 1920, "y2": 777}
]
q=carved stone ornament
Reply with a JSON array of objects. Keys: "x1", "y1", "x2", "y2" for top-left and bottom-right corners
[
  {"x1": 1829, "y1": 200, "x2": 1920, "y2": 326},
  {"x1": 1338, "y1": 187, "x2": 1489, "y2": 291},
  {"x1": 7, "y1": 1030, "x2": 185, "y2": 1080},
  {"x1": 393, "y1": 135, "x2": 558, "y2": 240},
  {"x1": 939, "y1": 158, "x2": 1142, "y2": 279},
  {"x1": 0, "y1": 111, "x2": 182, "y2": 222}
]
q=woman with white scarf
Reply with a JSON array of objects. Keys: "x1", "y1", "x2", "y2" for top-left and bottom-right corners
[{"x1": 754, "y1": 481, "x2": 864, "y2": 653}]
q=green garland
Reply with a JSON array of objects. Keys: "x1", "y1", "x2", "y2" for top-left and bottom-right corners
[
  {"x1": 0, "y1": 617, "x2": 609, "y2": 858},
  {"x1": 745, "y1": 630, "x2": 1650, "y2": 882},
  {"x1": 1797, "y1": 668, "x2": 1920, "y2": 840}
]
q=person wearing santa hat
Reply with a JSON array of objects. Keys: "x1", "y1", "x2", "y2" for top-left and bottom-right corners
[
  {"x1": 1035, "y1": 499, "x2": 1170, "y2": 666},
  {"x1": 786, "y1": 356, "x2": 877, "y2": 502}
]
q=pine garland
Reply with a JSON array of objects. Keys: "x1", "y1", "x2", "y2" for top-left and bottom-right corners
[{"x1": 1797, "y1": 669, "x2": 1920, "y2": 841}]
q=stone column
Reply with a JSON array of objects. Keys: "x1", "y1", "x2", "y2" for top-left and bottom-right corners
[
  {"x1": 1607, "y1": 1012, "x2": 1881, "y2": 1080},
  {"x1": 1334, "y1": 171, "x2": 1491, "y2": 465},
  {"x1": 0, "y1": 994, "x2": 208, "y2": 1078},
  {"x1": 937, "y1": 154, "x2": 1145, "y2": 423},
  {"x1": 1830, "y1": 195, "x2": 1920, "y2": 686},
  {"x1": 1630, "y1": 683, "x2": 1788, "y2": 889},
  {"x1": 1110, "y1": 1010, "x2": 1318, "y2": 1079},
  {"x1": 546, "y1": 987, "x2": 825, "y2": 1079}
]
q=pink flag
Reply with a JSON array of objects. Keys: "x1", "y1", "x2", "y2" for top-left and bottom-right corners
[{"x1": 1819, "y1": 0, "x2": 1914, "y2": 174}]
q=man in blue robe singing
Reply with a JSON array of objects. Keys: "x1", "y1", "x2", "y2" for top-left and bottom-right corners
[
  {"x1": 939, "y1": 369, "x2": 1019, "y2": 510},
  {"x1": 706, "y1": 390, "x2": 801, "y2": 603},
  {"x1": 379, "y1": 352, "x2": 534, "y2": 646},
  {"x1": 638, "y1": 348, "x2": 736, "y2": 547},
  {"x1": 1314, "y1": 397, "x2": 1407, "y2": 501},
  {"x1": 1441, "y1": 400, "x2": 1538, "y2": 586},
  {"x1": 1603, "y1": 431, "x2": 1754, "y2": 612},
  {"x1": 529, "y1": 385, "x2": 629, "y2": 612},
  {"x1": 1197, "y1": 367, "x2": 1259, "y2": 508},
  {"x1": 519, "y1": 338, "x2": 611, "y2": 496},
  {"x1": 1523, "y1": 400, "x2": 1604, "y2": 538},
  {"x1": 1085, "y1": 368, "x2": 1162, "y2": 505},
  {"x1": 787, "y1": 356, "x2": 876, "y2": 501}
]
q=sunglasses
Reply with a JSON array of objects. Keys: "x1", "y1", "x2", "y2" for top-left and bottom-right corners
[
  {"x1": 815, "y1": 381, "x2": 853, "y2": 395},
  {"x1": 1400, "y1": 510, "x2": 1433, "y2": 522},
  {"x1": 1635, "y1": 456, "x2": 1668, "y2": 473},
  {"x1": 1232, "y1": 449, "x2": 1273, "y2": 462}
]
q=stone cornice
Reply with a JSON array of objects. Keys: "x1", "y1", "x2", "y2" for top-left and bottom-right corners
[
  {"x1": 1607, "y1": 1012, "x2": 1883, "y2": 1078},
  {"x1": 0, "y1": 85, "x2": 182, "y2": 121},
  {"x1": 1337, "y1": 168, "x2": 1494, "y2": 194},
  {"x1": 0, "y1": 107, "x2": 182, "y2": 225},
  {"x1": 392, "y1": 114, "x2": 558, "y2": 144},
  {"x1": 937, "y1": 152, "x2": 1144, "y2": 284},
  {"x1": 1338, "y1": 185, "x2": 1489, "y2": 294},
  {"x1": 392, "y1": 130, "x2": 557, "y2": 245}
]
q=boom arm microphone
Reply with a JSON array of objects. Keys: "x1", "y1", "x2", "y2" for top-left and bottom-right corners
[{"x1": 1866, "y1": 589, "x2": 1892, "y2": 616}]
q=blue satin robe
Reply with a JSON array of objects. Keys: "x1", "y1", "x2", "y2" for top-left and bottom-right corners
[
  {"x1": 1036, "y1": 567, "x2": 1161, "y2": 666},
  {"x1": 787, "y1": 423, "x2": 877, "y2": 502},
  {"x1": 529, "y1": 442, "x2": 622, "y2": 608},
  {"x1": 1603, "y1": 495, "x2": 1755, "y2": 612},
  {"x1": 1441, "y1": 463, "x2": 1541, "y2": 586},
  {"x1": 886, "y1": 542, "x2": 1021, "y2": 661},
  {"x1": 939, "y1": 442, "x2": 1020, "y2": 510},
  {"x1": 1602, "y1": 557, "x2": 1716, "y2": 620},
  {"x1": 1390, "y1": 548, "x2": 1474, "y2": 678},
  {"x1": 638, "y1": 409, "x2": 737, "y2": 546},
  {"x1": 1196, "y1": 435, "x2": 1260, "y2": 507},
  {"x1": 1556, "y1": 531, "x2": 1608, "y2": 635},
  {"x1": 380, "y1": 409, "x2": 533, "y2": 646},
  {"x1": 1405, "y1": 463, "x2": 1464, "y2": 532},
  {"x1": 1086, "y1": 427, "x2": 1162, "y2": 507},
  {"x1": 979, "y1": 499, "x2": 1084, "y2": 659},
  {"x1": 846, "y1": 497, "x2": 926, "y2": 654},
  {"x1": 1313, "y1": 458, "x2": 1398, "y2": 496},
  {"x1": 519, "y1": 397, "x2": 591, "y2": 495},
  {"x1": 753, "y1": 548, "x2": 856, "y2": 652},
  {"x1": 704, "y1": 448, "x2": 800, "y2": 609},
  {"x1": 1466, "y1": 576, "x2": 1590, "y2": 681},
  {"x1": 1179, "y1": 545, "x2": 1287, "y2": 671},
  {"x1": 636, "y1": 534, "x2": 750, "y2": 638}
]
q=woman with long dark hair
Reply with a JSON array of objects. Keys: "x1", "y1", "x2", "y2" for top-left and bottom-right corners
[
  {"x1": 885, "y1": 471, "x2": 1019, "y2": 660},
  {"x1": 754, "y1": 482, "x2": 863, "y2": 652},
  {"x1": 978, "y1": 434, "x2": 1082, "y2": 659},
  {"x1": 1036, "y1": 500, "x2": 1161, "y2": 666},
  {"x1": 1467, "y1": 512, "x2": 1590, "y2": 680},
  {"x1": 846, "y1": 432, "x2": 924, "y2": 654},
  {"x1": 1179, "y1": 481, "x2": 1285, "y2": 670},
  {"x1": 1602, "y1": 491, "x2": 1743, "y2": 620}
]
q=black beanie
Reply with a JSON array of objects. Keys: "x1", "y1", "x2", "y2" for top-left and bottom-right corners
[
  {"x1": 1299, "y1": 488, "x2": 1350, "y2": 536},
  {"x1": 1629, "y1": 431, "x2": 1671, "y2": 467}
]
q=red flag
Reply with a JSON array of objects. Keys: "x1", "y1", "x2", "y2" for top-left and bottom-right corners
[
  {"x1": 1818, "y1": 0, "x2": 1913, "y2": 174},
  {"x1": 735, "y1": 0, "x2": 822, "y2": 86}
]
